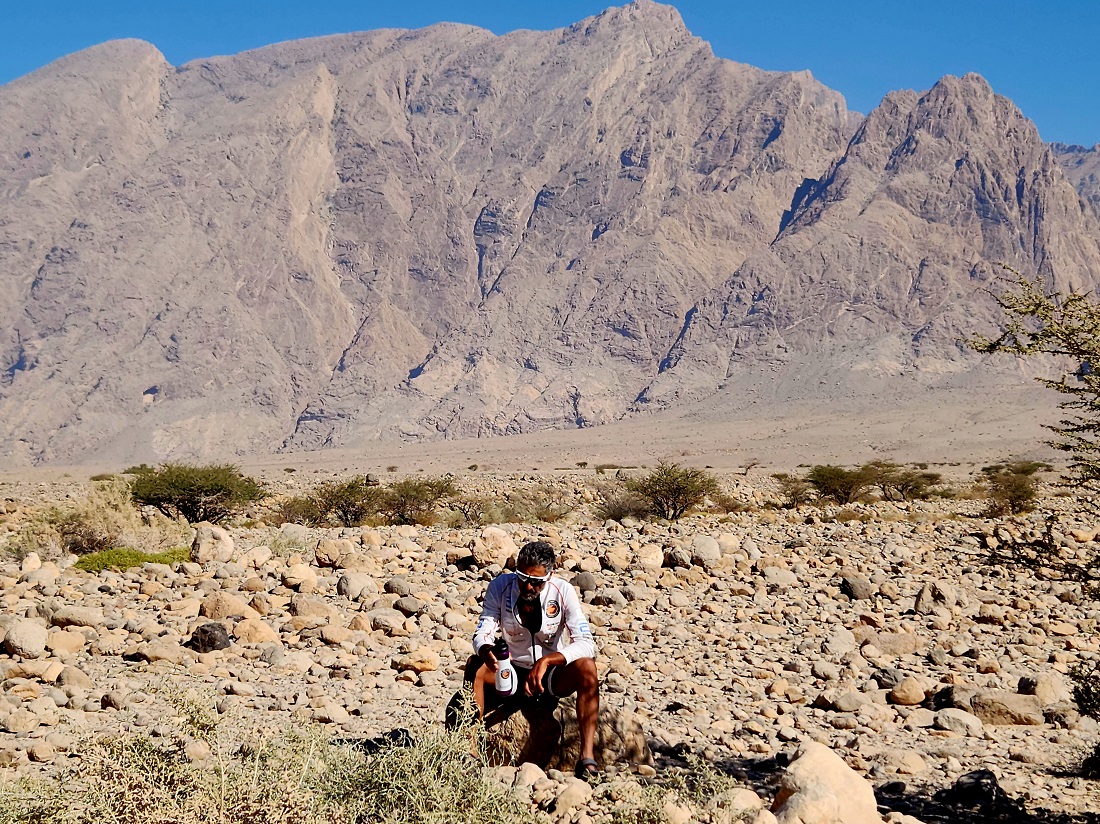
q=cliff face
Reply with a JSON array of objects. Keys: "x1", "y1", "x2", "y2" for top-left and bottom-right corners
[{"x1": 0, "y1": 2, "x2": 1096, "y2": 465}]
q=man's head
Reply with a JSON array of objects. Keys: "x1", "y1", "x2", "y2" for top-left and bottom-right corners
[{"x1": 515, "y1": 540, "x2": 555, "y2": 602}]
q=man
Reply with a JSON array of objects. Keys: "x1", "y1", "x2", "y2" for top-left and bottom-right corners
[{"x1": 471, "y1": 540, "x2": 600, "y2": 778}]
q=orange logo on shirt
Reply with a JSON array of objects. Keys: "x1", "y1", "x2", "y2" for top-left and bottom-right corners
[
  {"x1": 500, "y1": 669, "x2": 511, "y2": 680},
  {"x1": 546, "y1": 601, "x2": 560, "y2": 617}
]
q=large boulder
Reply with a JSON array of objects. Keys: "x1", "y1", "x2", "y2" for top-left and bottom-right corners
[
  {"x1": 191, "y1": 523, "x2": 234, "y2": 564},
  {"x1": 772, "y1": 741, "x2": 880, "y2": 824},
  {"x1": 2, "y1": 619, "x2": 48, "y2": 659},
  {"x1": 487, "y1": 696, "x2": 651, "y2": 772}
]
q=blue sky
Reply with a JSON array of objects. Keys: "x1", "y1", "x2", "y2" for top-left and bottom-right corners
[{"x1": 2, "y1": 0, "x2": 1097, "y2": 146}]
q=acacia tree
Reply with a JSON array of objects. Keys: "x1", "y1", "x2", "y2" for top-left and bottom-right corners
[{"x1": 968, "y1": 271, "x2": 1100, "y2": 499}]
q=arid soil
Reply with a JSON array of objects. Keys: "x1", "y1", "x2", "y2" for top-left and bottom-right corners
[{"x1": 1, "y1": 462, "x2": 1098, "y2": 822}]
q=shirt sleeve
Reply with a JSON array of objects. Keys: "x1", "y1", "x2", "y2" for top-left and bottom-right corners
[
  {"x1": 472, "y1": 577, "x2": 503, "y2": 654},
  {"x1": 557, "y1": 580, "x2": 596, "y2": 664}
]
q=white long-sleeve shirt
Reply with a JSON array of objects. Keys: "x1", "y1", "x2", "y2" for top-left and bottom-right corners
[{"x1": 473, "y1": 573, "x2": 596, "y2": 668}]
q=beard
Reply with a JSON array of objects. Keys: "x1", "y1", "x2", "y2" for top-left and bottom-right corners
[{"x1": 518, "y1": 589, "x2": 541, "y2": 604}]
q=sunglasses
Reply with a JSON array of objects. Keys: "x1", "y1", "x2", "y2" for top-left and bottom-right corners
[{"x1": 515, "y1": 570, "x2": 552, "y2": 586}]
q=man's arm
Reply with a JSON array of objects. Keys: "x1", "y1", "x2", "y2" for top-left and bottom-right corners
[
  {"x1": 472, "y1": 578, "x2": 503, "y2": 667},
  {"x1": 556, "y1": 580, "x2": 596, "y2": 664}
]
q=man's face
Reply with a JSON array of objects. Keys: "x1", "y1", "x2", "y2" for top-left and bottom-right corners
[{"x1": 516, "y1": 563, "x2": 550, "y2": 602}]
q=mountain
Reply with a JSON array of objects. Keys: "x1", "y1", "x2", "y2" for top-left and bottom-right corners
[{"x1": 0, "y1": 1, "x2": 1097, "y2": 466}]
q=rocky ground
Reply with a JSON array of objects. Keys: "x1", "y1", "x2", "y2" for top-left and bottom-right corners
[{"x1": 0, "y1": 472, "x2": 1098, "y2": 823}]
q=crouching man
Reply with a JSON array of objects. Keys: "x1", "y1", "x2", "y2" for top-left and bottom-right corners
[{"x1": 470, "y1": 540, "x2": 600, "y2": 779}]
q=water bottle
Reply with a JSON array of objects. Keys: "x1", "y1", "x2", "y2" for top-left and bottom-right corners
[{"x1": 493, "y1": 638, "x2": 517, "y2": 696}]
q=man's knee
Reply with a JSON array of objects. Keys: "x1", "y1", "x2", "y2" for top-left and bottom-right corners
[{"x1": 569, "y1": 657, "x2": 599, "y2": 691}]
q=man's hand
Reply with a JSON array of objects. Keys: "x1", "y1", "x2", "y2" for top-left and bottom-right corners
[
  {"x1": 525, "y1": 656, "x2": 551, "y2": 696},
  {"x1": 478, "y1": 644, "x2": 499, "y2": 672}
]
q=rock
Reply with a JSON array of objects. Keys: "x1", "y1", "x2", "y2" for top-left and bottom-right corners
[
  {"x1": 2, "y1": 708, "x2": 40, "y2": 733},
  {"x1": 49, "y1": 606, "x2": 104, "y2": 628},
  {"x1": 571, "y1": 572, "x2": 599, "y2": 594},
  {"x1": 839, "y1": 571, "x2": 875, "y2": 600},
  {"x1": 602, "y1": 544, "x2": 632, "y2": 572},
  {"x1": 635, "y1": 544, "x2": 664, "y2": 570},
  {"x1": 58, "y1": 666, "x2": 94, "y2": 689},
  {"x1": 393, "y1": 596, "x2": 425, "y2": 616},
  {"x1": 914, "y1": 579, "x2": 956, "y2": 614},
  {"x1": 316, "y1": 538, "x2": 356, "y2": 568},
  {"x1": 46, "y1": 628, "x2": 87, "y2": 655},
  {"x1": 392, "y1": 647, "x2": 440, "y2": 673},
  {"x1": 554, "y1": 777, "x2": 593, "y2": 812},
  {"x1": 934, "y1": 770, "x2": 1026, "y2": 818},
  {"x1": 191, "y1": 523, "x2": 234, "y2": 564},
  {"x1": 888, "y1": 676, "x2": 927, "y2": 706},
  {"x1": 664, "y1": 546, "x2": 692, "y2": 568},
  {"x1": 482, "y1": 526, "x2": 518, "y2": 559},
  {"x1": 690, "y1": 536, "x2": 722, "y2": 570},
  {"x1": 282, "y1": 563, "x2": 318, "y2": 590},
  {"x1": 968, "y1": 691, "x2": 1044, "y2": 726},
  {"x1": 934, "y1": 708, "x2": 983, "y2": 736},
  {"x1": 232, "y1": 618, "x2": 279, "y2": 644},
  {"x1": 3, "y1": 619, "x2": 48, "y2": 658},
  {"x1": 290, "y1": 594, "x2": 339, "y2": 621},
  {"x1": 1018, "y1": 672, "x2": 1072, "y2": 705},
  {"x1": 865, "y1": 632, "x2": 925, "y2": 657},
  {"x1": 187, "y1": 622, "x2": 232, "y2": 653},
  {"x1": 475, "y1": 695, "x2": 652, "y2": 772},
  {"x1": 200, "y1": 592, "x2": 257, "y2": 620},
  {"x1": 321, "y1": 624, "x2": 352, "y2": 645},
  {"x1": 823, "y1": 627, "x2": 857, "y2": 655},
  {"x1": 137, "y1": 640, "x2": 187, "y2": 664},
  {"x1": 832, "y1": 692, "x2": 870, "y2": 713},
  {"x1": 337, "y1": 572, "x2": 378, "y2": 601},
  {"x1": 367, "y1": 608, "x2": 407, "y2": 635},
  {"x1": 772, "y1": 741, "x2": 880, "y2": 824},
  {"x1": 240, "y1": 546, "x2": 273, "y2": 569}
]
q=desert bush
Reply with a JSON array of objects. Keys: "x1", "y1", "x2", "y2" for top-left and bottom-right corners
[
  {"x1": 982, "y1": 463, "x2": 1040, "y2": 516},
  {"x1": 122, "y1": 463, "x2": 154, "y2": 475},
  {"x1": 805, "y1": 464, "x2": 874, "y2": 504},
  {"x1": 772, "y1": 473, "x2": 813, "y2": 508},
  {"x1": 624, "y1": 461, "x2": 719, "y2": 520},
  {"x1": 0, "y1": 694, "x2": 541, "y2": 824},
  {"x1": 73, "y1": 546, "x2": 190, "y2": 573},
  {"x1": 445, "y1": 494, "x2": 498, "y2": 527},
  {"x1": 3, "y1": 478, "x2": 188, "y2": 561},
  {"x1": 382, "y1": 477, "x2": 456, "y2": 525},
  {"x1": 272, "y1": 494, "x2": 328, "y2": 527},
  {"x1": 594, "y1": 484, "x2": 652, "y2": 522},
  {"x1": 864, "y1": 460, "x2": 943, "y2": 501},
  {"x1": 130, "y1": 463, "x2": 265, "y2": 524},
  {"x1": 313, "y1": 476, "x2": 385, "y2": 527},
  {"x1": 499, "y1": 485, "x2": 574, "y2": 524}
]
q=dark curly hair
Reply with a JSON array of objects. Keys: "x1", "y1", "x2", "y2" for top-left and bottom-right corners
[{"x1": 516, "y1": 540, "x2": 555, "y2": 571}]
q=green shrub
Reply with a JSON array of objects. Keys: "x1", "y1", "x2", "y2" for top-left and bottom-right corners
[
  {"x1": 594, "y1": 484, "x2": 652, "y2": 522},
  {"x1": 272, "y1": 494, "x2": 328, "y2": 527},
  {"x1": 122, "y1": 463, "x2": 155, "y2": 475},
  {"x1": 499, "y1": 485, "x2": 574, "y2": 524},
  {"x1": 88, "y1": 472, "x2": 116, "y2": 482},
  {"x1": 624, "y1": 461, "x2": 718, "y2": 521},
  {"x1": 805, "y1": 465, "x2": 874, "y2": 504},
  {"x1": 864, "y1": 460, "x2": 943, "y2": 501},
  {"x1": 73, "y1": 547, "x2": 190, "y2": 573},
  {"x1": 313, "y1": 476, "x2": 386, "y2": 527},
  {"x1": 983, "y1": 466, "x2": 1039, "y2": 516},
  {"x1": 772, "y1": 473, "x2": 813, "y2": 508},
  {"x1": 130, "y1": 464, "x2": 265, "y2": 524},
  {"x1": 382, "y1": 477, "x2": 456, "y2": 525}
]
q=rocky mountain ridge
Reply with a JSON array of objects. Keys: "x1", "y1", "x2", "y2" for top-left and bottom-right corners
[{"x1": 0, "y1": 0, "x2": 1097, "y2": 465}]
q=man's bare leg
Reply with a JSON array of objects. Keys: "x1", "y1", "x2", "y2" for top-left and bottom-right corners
[{"x1": 550, "y1": 658, "x2": 600, "y2": 762}]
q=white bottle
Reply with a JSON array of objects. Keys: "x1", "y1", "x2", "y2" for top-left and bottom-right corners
[{"x1": 493, "y1": 638, "x2": 517, "y2": 696}]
